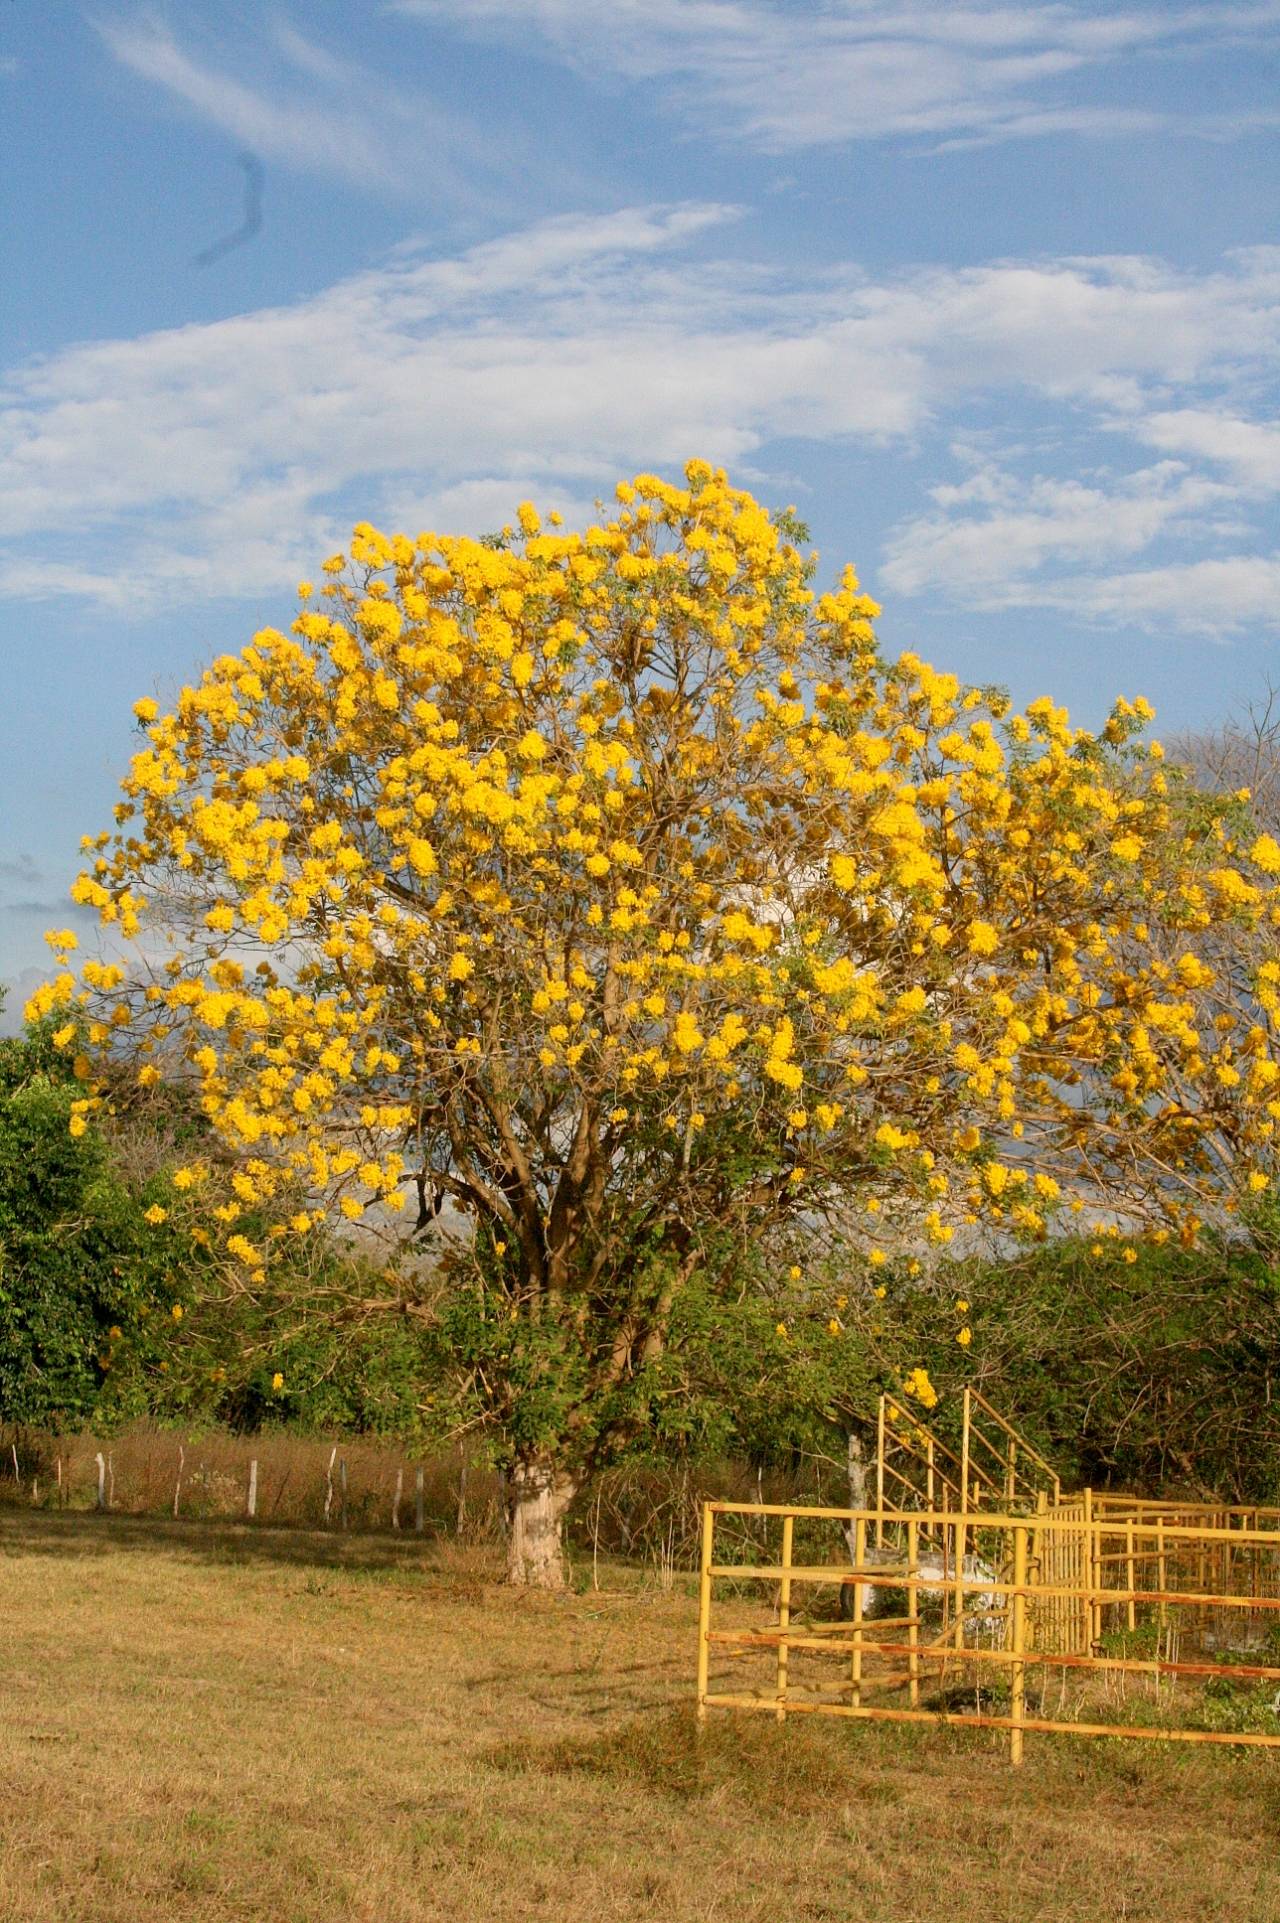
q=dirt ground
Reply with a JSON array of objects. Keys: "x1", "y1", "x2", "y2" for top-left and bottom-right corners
[{"x1": 2, "y1": 1508, "x2": 1279, "y2": 1922}]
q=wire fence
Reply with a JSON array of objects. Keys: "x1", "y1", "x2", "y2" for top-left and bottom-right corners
[{"x1": 0, "y1": 1422, "x2": 850, "y2": 1575}]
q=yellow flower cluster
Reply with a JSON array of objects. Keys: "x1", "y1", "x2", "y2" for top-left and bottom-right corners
[{"x1": 903, "y1": 1367, "x2": 939, "y2": 1410}]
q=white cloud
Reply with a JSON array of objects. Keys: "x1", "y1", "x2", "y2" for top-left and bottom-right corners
[
  {"x1": 98, "y1": 16, "x2": 389, "y2": 187},
  {"x1": 0, "y1": 204, "x2": 750, "y2": 604},
  {"x1": 1134, "y1": 409, "x2": 1280, "y2": 490},
  {"x1": 2, "y1": 204, "x2": 1279, "y2": 633},
  {"x1": 882, "y1": 462, "x2": 1239, "y2": 598},
  {"x1": 389, "y1": 0, "x2": 1280, "y2": 149},
  {"x1": 94, "y1": 14, "x2": 521, "y2": 206},
  {"x1": 1064, "y1": 554, "x2": 1280, "y2": 630}
]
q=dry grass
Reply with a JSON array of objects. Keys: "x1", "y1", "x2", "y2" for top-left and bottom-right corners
[
  {"x1": 1, "y1": 1423, "x2": 838, "y2": 1569},
  {"x1": 2, "y1": 1510, "x2": 1280, "y2": 1923},
  {"x1": 2, "y1": 1424, "x2": 500, "y2": 1536}
]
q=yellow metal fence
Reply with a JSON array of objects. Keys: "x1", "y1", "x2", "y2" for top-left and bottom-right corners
[
  {"x1": 696, "y1": 1499, "x2": 1280, "y2": 1764},
  {"x1": 871, "y1": 1388, "x2": 1062, "y2": 1556}
]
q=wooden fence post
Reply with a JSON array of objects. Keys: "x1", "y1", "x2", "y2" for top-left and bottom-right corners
[
  {"x1": 1082, "y1": 1487, "x2": 1098, "y2": 1647},
  {"x1": 173, "y1": 1446, "x2": 184, "y2": 1519},
  {"x1": 696, "y1": 1502, "x2": 714, "y2": 1724},
  {"x1": 1009, "y1": 1522, "x2": 1028, "y2": 1766},
  {"x1": 392, "y1": 1466, "x2": 403, "y2": 1532},
  {"x1": 961, "y1": 1387, "x2": 973, "y2": 1512},
  {"x1": 323, "y1": 1447, "x2": 337, "y2": 1526},
  {"x1": 414, "y1": 1465, "x2": 425, "y2": 1534},
  {"x1": 247, "y1": 1459, "x2": 258, "y2": 1521},
  {"x1": 875, "y1": 1398, "x2": 886, "y2": 1549},
  {"x1": 1033, "y1": 1490, "x2": 1050, "y2": 1653},
  {"x1": 775, "y1": 1512, "x2": 794, "y2": 1722},
  {"x1": 907, "y1": 1515, "x2": 920, "y2": 1709},
  {"x1": 851, "y1": 1514, "x2": 866, "y2": 1709},
  {"x1": 94, "y1": 1452, "x2": 106, "y2": 1512}
]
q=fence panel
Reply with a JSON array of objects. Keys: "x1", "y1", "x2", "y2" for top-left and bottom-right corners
[{"x1": 697, "y1": 1500, "x2": 1280, "y2": 1764}]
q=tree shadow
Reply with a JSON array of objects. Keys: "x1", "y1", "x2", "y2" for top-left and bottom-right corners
[{"x1": 0, "y1": 1505, "x2": 494, "y2": 1580}]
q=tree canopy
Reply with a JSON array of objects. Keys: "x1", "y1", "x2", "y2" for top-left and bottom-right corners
[{"x1": 34, "y1": 463, "x2": 1280, "y2": 1580}]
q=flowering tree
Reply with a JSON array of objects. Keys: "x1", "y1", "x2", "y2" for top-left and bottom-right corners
[{"x1": 35, "y1": 463, "x2": 1280, "y2": 1583}]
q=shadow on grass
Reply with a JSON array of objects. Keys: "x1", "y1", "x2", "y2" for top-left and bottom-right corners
[
  {"x1": 487, "y1": 1702, "x2": 912, "y2": 1812},
  {"x1": 0, "y1": 1505, "x2": 487, "y2": 1581},
  {"x1": 489, "y1": 1696, "x2": 1280, "y2": 1832}
]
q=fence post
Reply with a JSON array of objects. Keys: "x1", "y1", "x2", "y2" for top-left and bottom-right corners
[
  {"x1": 851, "y1": 1514, "x2": 866, "y2": 1709},
  {"x1": 1009, "y1": 1522, "x2": 1027, "y2": 1766},
  {"x1": 94, "y1": 1451, "x2": 106, "y2": 1512},
  {"x1": 1126, "y1": 1521, "x2": 1136, "y2": 1633},
  {"x1": 954, "y1": 1501, "x2": 968, "y2": 1651},
  {"x1": 323, "y1": 1447, "x2": 337, "y2": 1526},
  {"x1": 172, "y1": 1446, "x2": 184, "y2": 1519},
  {"x1": 961, "y1": 1387, "x2": 972, "y2": 1513},
  {"x1": 875, "y1": 1397, "x2": 886, "y2": 1550},
  {"x1": 1082, "y1": 1487, "x2": 1097, "y2": 1647},
  {"x1": 907, "y1": 1516, "x2": 920, "y2": 1709},
  {"x1": 392, "y1": 1466, "x2": 403, "y2": 1532},
  {"x1": 1156, "y1": 1518, "x2": 1167, "y2": 1632},
  {"x1": 1032, "y1": 1490, "x2": 1048, "y2": 1654},
  {"x1": 696, "y1": 1502, "x2": 714, "y2": 1723},
  {"x1": 775, "y1": 1512, "x2": 794, "y2": 1722},
  {"x1": 247, "y1": 1459, "x2": 258, "y2": 1521},
  {"x1": 414, "y1": 1465, "x2": 425, "y2": 1534}
]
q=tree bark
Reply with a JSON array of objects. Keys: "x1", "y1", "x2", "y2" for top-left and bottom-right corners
[
  {"x1": 506, "y1": 1457, "x2": 577, "y2": 1589},
  {"x1": 845, "y1": 1431, "x2": 867, "y2": 1561},
  {"x1": 847, "y1": 1430, "x2": 868, "y2": 1509}
]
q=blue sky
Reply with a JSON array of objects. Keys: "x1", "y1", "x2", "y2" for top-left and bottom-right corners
[{"x1": 4, "y1": 2, "x2": 1280, "y2": 1014}]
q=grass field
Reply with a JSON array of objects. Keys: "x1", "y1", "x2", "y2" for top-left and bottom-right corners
[{"x1": 3, "y1": 1511, "x2": 1280, "y2": 1922}]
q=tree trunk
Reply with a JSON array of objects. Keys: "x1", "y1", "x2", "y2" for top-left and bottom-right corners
[
  {"x1": 839, "y1": 1432, "x2": 874, "y2": 1621},
  {"x1": 845, "y1": 1431, "x2": 867, "y2": 1560},
  {"x1": 506, "y1": 1457, "x2": 577, "y2": 1588}
]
